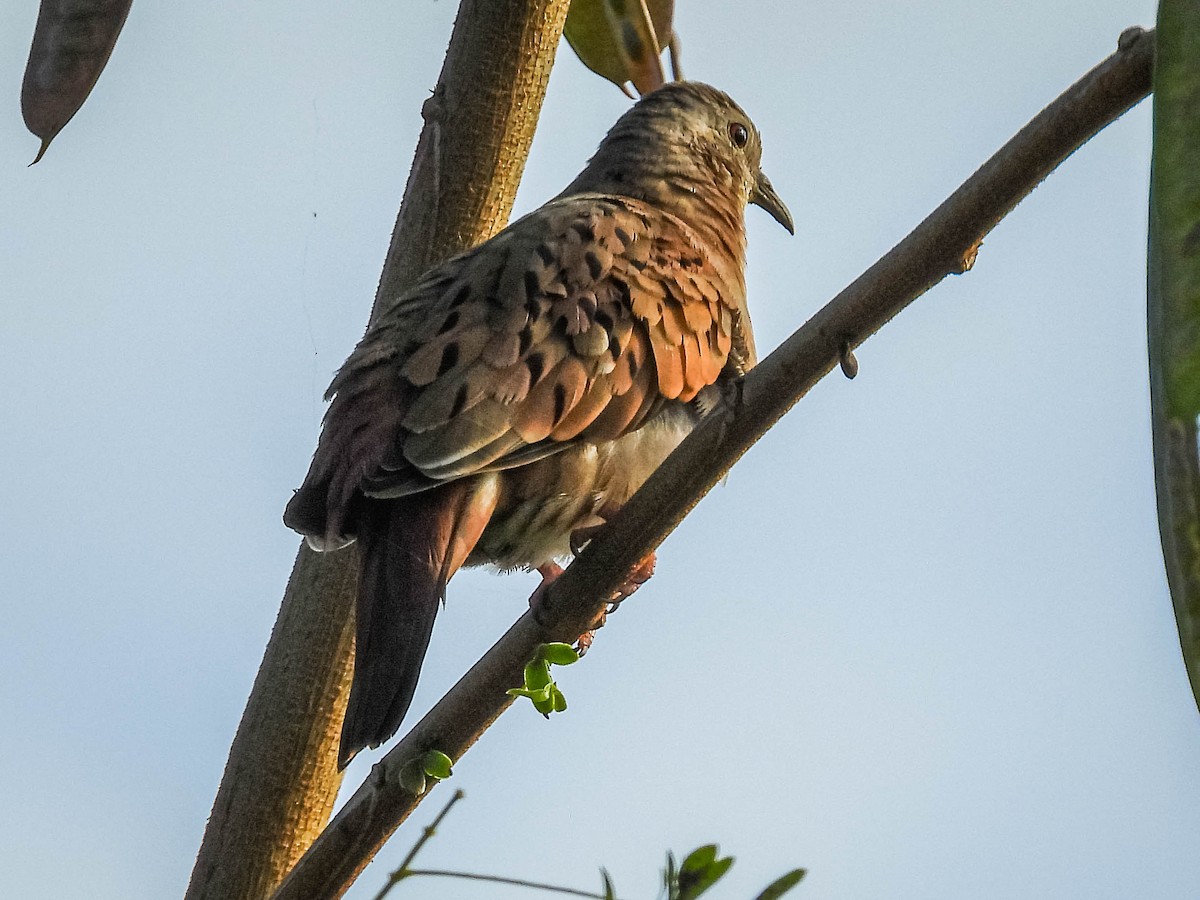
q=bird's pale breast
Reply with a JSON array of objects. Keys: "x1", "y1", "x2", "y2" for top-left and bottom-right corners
[{"x1": 468, "y1": 398, "x2": 707, "y2": 570}]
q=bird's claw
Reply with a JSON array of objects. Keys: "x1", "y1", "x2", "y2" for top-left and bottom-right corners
[
  {"x1": 609, "y1": 552, "x2": 655, "y2": 605},
  {"x1": 569, "y1": 520, "x2": 607, "y2": 557}
]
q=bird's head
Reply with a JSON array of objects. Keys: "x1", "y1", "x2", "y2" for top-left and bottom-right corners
[{"x1": 568, "y1": 81, "x2": 794, "y2": 237}]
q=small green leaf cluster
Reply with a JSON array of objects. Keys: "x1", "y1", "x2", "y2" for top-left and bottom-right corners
[
  {"x1": 659, "y1": 845, "x2": 805, "y2": 900},
  {"x1": 507, "y1": 643, "x2": 580, "y2": 717},
  {"x1": 396, "y1": 750, "x2": 455, "y2": 796}
]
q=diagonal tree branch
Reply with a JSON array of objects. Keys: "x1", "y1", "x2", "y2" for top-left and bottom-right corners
[
  {"x1": 185, "y1": 2, "x2": 572, "y2": 898},
  {"x1": 272, "y1": 25, "x2": 1156, "y2": 900}
]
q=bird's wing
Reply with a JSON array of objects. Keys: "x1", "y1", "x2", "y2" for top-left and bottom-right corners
[{"x1": 291, "y1": 195, "x2": 743, "y2": 543}]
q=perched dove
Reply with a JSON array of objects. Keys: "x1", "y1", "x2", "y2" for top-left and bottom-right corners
[{"x1": 285, "y1": 81, "x2": 793, "y2": 767}]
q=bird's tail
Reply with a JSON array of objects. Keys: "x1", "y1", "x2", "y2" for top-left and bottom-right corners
[{"x1": 338, "y1": 476, "x2": 498, "y2": 768}]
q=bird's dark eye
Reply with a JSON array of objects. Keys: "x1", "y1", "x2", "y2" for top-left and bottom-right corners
[{"x1": 728, "y1": 122, "x2": 749, "y2": 148}]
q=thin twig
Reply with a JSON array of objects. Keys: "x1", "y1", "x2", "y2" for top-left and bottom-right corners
[
  {"x1": 272, "y1": 27, "x2": 1155, "y2": 900},
  {"x1": 395, "y1": 870, "x2": 616, "y2": 899},
  {"x1": 373, "y1": 789, "x2": 619, "y2": 899},
  {"x1": 371, "y1": 790, "x2": 466, "y2": 900}
]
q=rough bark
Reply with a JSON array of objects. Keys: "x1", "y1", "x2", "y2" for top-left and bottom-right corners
[{"x1": 185, "y1": 2, "x2": 572, "y2": 898}]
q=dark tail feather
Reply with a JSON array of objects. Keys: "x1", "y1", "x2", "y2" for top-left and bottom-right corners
[{"x1": 338, "y1": 478, "x2": 498, "y2": 768}]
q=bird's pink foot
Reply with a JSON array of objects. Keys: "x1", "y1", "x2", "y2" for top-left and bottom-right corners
[
  {"x1": 526, "y1": 561, "x2": 604, "y2": 653},
  {"x1": 527, "y1": 562, "x2": 565, "y2": 622},
  {"x1": 567, "y1": 520, "x2": 655, "y2": 603},
  {"x1": 526, "y1": 551, "x2": 656, "y2": 654}
]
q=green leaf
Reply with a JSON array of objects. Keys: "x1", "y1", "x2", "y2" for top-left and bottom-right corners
[
  {"x1": 564, "y1": 0, "x2": 675, "y2": 96},
  {"x1": 550, "y1": 684, "x2": 568, "y2": 712},
  {"x1": 396, "y1": 760, "x2": 427, "y2": 795},
  {"x1": 664, "y1": 850, "x2": 678, "y2": 896},
  {"x1": 540, "y1": 642, "x2": 582, "y2": 666},
  {"x1": 1149, "y1": 0, "x2": 1200, "y2": 713},
  {"x1": 753, "y1": 868, "x2": 807, "y2": 900},
  {"x1": 525, "y1": 659, "x2": 553, "y2": 690},
  {"x1": 600, "y1": 868, "x2": 617, "y2": 900},
  {"x1": 421, "y1": 750, "x2": 454, "y2": 780},
  {"x1": 507, "y1": 685, "x2": 553, "y2": 702},
  {"x1": 679, "y1": 845, "x2": 717, "y2": 872},
  {"x1": 677, "y1": 845, "x2": 733, "y2": 899}
]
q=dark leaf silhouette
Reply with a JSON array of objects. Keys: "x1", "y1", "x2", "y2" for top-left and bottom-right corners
[{"x1": 21, "y1": 0, "x2": 133, "y2": 164}]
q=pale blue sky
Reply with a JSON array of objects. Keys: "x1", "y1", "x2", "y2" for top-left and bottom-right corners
[{"x1": 3, "y1": 2, "x2": 1195, "y2": 898}]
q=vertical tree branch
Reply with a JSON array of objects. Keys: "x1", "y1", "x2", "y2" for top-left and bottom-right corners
[{"x1": 185, "y1": 2, "x2": 571, "y2": 897}]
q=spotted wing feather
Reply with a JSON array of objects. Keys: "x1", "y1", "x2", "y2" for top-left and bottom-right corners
[{"x1": 284, "y1": 194, "x2": 742, "y2": 547}]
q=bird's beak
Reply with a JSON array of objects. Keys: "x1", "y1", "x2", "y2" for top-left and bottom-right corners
[{"x1": 750, "y1": 171, "x2": 794, "y2": 235}]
